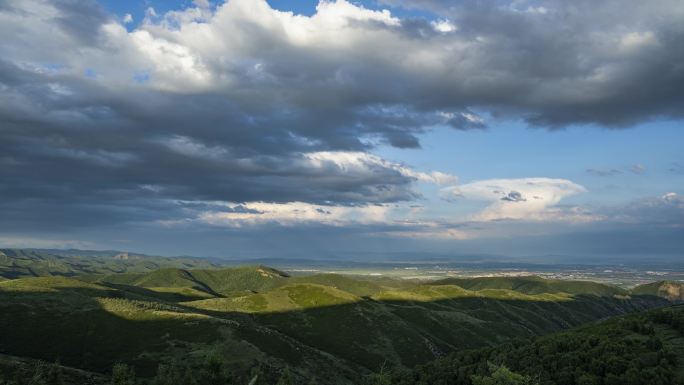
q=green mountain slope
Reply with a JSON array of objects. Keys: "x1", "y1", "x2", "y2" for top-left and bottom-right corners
[
  {"x1": 0, "y1": 266, "x2": 676, "y2": 384},
  {"x1": 633, "y1": 281, "x2": 684, "y2": 303},
  {"x1": 94, "y1": 265, "x2": 290, "y2": 299},
  {"x1": 434, "y1": 275, "x2": 627, "y2": 296},
  {"x1": 0, "y1": 276, "x2": 361, "y2": 384},
  {"x1": 373, "y1": 304, "x2": 684, "y2": 385},
  {"x1": 0, "y1": 353, "x2": 107, "y2": 385}
]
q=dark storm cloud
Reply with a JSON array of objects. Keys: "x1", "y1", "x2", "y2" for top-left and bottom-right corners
[
  {"x1": 51, "y1": 0, "x2": 110, "y2": 45},
  {"x1": 0, "y1": 0, "x2": 683, "y2": 235},
  {"x1": 380, "y1": 0, "x2": 684, "y2": 127}
]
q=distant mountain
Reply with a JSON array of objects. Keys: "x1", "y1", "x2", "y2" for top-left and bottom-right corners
[{"x1": 0, "y1": 248, "x2": 222, "y2": 279}]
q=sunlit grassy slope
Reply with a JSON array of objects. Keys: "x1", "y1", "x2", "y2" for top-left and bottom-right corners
[
  {"x1": 633, "y1": 280, "x2": 684, "y2": 302},
  {"x1": 433, "y1": 275, "x2": 628, "y2": 296},
  {"x1": 0, "y1": 262, "x2": 679, "y2": 384}
]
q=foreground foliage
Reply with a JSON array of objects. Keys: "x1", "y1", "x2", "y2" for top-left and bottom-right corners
[{"x1": 367, "y1": 306, "x2": 684, "y2": 385}]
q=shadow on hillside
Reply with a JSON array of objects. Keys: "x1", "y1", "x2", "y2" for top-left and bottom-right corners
[
  {"x1": 0, "y1": 282, "x2": 672, "y2": 382},
  {"x1": 101, "y1": 282, "x2": 215, "y2": 302}
]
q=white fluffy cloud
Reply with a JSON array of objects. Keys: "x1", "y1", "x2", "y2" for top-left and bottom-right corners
[
  {"x1": 197, "y1": 201, "x2": 392, "y2": 227},
  {"x1": 300, "y1": 151, "x2": 457, "y2": 185},
  {"x1": 192, "y1": 176, "x2": 592, "y2": 234},
  {"x1": 443, "y1": 178, "x2": 591, "y2": 222}
]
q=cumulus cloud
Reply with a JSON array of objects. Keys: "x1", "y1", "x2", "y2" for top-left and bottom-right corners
[
  {"x1": 299, "y1": 151, "x2": 457, "y2": 186},
  {"x1": 443, "y1": 178, "x2": 590, "y2": 222},
  {"x1": 197, "y1": 201, "x2": 392, "y2": 227}
]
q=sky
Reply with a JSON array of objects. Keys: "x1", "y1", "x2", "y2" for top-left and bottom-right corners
[{"x1": 0, "y1": 0, "x2": 683, "y2": 262}]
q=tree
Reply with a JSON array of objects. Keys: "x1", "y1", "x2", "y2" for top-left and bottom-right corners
[
  {"x1": 110, "y1": 363, "x2": 136, "y2": 385},
  {"x1": 153, "y1": 362, "x2": 182, "y2": 385},
  {"x1": 27, "y1": 364, "x2": 47, "y2": 385},
  {"x1": 248, "y1": 365, "x2": 268, "y2": 385},
  {"x1": 197, "y1": 355, "x2": 231, "y2": 385},
  {"x1": 153, "y1": 361, "x2": 196, "y2": 385},
  {"x1": 362, "y1": 360, "x2": 392, "y2": 385},
  {"x1": 471, "y1": 363, "x2": 537, "y2": 385},
  {"x1": 45, "y1": 362, "x2": 64, "y2": 385},
  {"x1": 276, "y1": 367, "x2": 294, "y2": 385},
  {"x1": 180, "y1": 365, "x2": 197, "y2": 385}
]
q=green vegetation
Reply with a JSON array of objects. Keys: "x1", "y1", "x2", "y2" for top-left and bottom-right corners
[
  {"x1": 0, "y1": 249, "x2": 221, "y2": 280},
  {"x1": 0, "y1": 251, "x2": 682, "y2": 384},
  {"x1": 471, "y1": 363, "x2": 537, "y2": 385},
  {"x1": 434, "y1": 276, "x2": 627, "y2": 296},
  {"x1": 632, "y1": 281, "x2": 684, "y2": 302},
  {"x1": 370, "y1": 305, "x2": 684, "y2": 385}
]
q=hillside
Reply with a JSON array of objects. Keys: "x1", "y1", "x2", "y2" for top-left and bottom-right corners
[
  {"x1": 0, "y1": 249, "x2": 221, "y2": 279},
  {"x1": 434, "y1": 275, "x2": 628, "y2": 296},
  {"x1": 633, "y1": 281, "x2": 684, "y2": 303},
  {"x1": 0, "y1": 265, "x2": 678, "y2": 384},
  {"x1": 371, "y1": 304, "x2": 684, "y2": 385}
]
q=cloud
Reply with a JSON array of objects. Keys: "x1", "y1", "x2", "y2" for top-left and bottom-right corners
[
  {"x1": 669, "y1": 163, "x2": 684, "y2": 174},
  {"x1": 630, "y1": 164, "x2": 646, "y2": 174},
  {"x1": 443, "y1": 178, "x2": 590, "y2": 222},
  {"x1": 0, "y1": 0, "x2": 682, "y2": 256},
  {"x1": 501, "y1": 191, "x2": 526, "y2": 202},
  {"x1": 431, "y1": 19, "x2": 457, "y2": 33},
  {"x1": 605, "y1": 192, "x2": 684, "y2": 226},
  {"x1": 586, "y1": 168, "x2": 622, "y2": 177},
  {"x1": 586, "y1": 164, "x2": 649, "y2": 176},
  {"x1": 197, "y1": 201, "x2": 393, "y2": 227}
]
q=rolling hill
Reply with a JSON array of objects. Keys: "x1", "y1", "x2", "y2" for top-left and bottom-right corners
[
  {"x1": 433, "y1": 275, "x2": 628, "y2": 296},
  {"x1": 632, "y1": 281, "x2": 684, "y2": 303},
  {"x1": 0, "y1": 259, "x2": 680, "y2": 384}
]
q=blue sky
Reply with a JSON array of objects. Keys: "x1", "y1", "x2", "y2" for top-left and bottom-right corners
[
  {"x1": 0, "y1": 0, "x2": 682, "y2": 262},
  {"x1": 99, "y1": 0, "x2": 418, "y2": 20},
  {"x1": 378, "y1": 120, "x2": 684, "y2": 204}
]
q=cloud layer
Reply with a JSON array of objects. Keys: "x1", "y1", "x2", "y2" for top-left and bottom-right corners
[{"x1": 0, "y1": 0, "x2": 682, "y2": 258}]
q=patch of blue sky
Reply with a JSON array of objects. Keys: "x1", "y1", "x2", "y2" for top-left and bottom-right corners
[
  {"x1": 375, "y1": 119, "x2": 684, "y2": 206},
  {"x1": 133, "y1": 71, "x2": 151, "y2": 84},
  {"x1": 100, "y1": 0, "x2": 440, "y2": 28}
]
